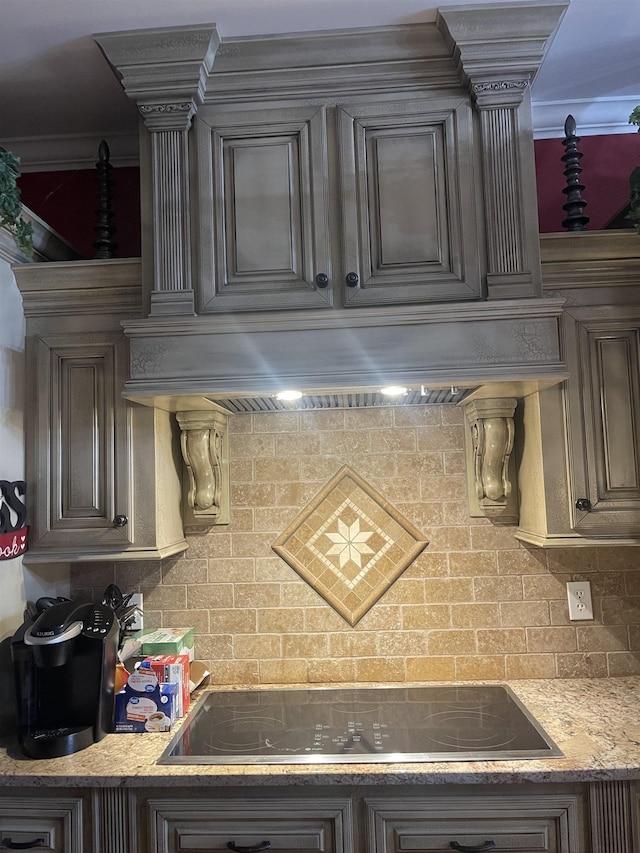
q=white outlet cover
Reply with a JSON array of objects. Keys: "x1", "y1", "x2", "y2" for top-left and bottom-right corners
[{"x1": 566, "y1": 581, "x2": 594, "y2": 621}]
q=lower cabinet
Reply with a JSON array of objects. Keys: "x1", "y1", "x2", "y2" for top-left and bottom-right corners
[
  {"x1": 366, "y1": 792, "x2": 584, "y2": 852},
  {"x1": 147, "y1": 797, "x2": 353, "y2": 853},
  {"x1": 0, "y1": 794, "x2": 86, "y2": 853}
]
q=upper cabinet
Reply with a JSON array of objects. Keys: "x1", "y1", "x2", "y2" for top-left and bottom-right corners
[
  {"x1": 193, "y1": 95, "x2": 479, "y2": 312},
  {"x1": 517, "y1": 233, "x2": 640, "y2": 547},
  {"x1": 14, "y1": 261, "x2": 188, "y2": 563},
  {"x1": 95, "y1": 6, "x2": 568, "y2": 318}
]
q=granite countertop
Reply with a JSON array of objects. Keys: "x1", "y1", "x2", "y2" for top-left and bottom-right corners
[{"x1": 1, "y1": 677, "x2": 639, "y2": 788}]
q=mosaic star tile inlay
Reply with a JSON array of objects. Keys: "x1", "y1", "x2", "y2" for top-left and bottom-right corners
[{"x1": 272, "y1": 465, "x2": 429, "y2": 625}]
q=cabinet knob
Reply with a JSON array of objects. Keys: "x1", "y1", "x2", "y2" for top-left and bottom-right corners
[
  {"x1": 345, "y1": 271, "x2": 359, "y2": 287},
  {"x1": 112, "y1": 515, "x2": 128, "y2": 528},
  {"x1": 575, "y1": 498, "x2": 592, "y2": 512},
  {"x1": 227, "y1": 843, "x2": 271, "y2": 853},
  {"x1": 449, "y1": 842, "x2": 496, "y2": 852},
  {"x1": 315, "y1": 273, "x2": 329, "y2": 288}
]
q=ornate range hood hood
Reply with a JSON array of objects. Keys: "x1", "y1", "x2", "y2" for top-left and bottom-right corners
[
  {"x1": 92, "y1": 4, "x2": 569, "y2": 526},
  {"x1": 93, "y1": 2, "x2": 569, "y2": 407}
]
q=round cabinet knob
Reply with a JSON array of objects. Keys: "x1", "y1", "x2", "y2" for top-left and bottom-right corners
[
  {"x1": 315, "y1": 273, "x2": 329, "y2": 288},
  {"x1": 112, "y1": 515, "x2": 128, "y2": 528},
  {"x1": 345, "y1": 272, "x2": 359, "y2": 287},
  {"x1": 575, "y1": 498, "x2": 592, "y2": 512}
]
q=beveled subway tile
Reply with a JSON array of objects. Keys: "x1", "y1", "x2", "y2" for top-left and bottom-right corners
[
  {"x1": 208, "y1": 558, "x2": 255, "y2": 583},
  {"x1": 500, "y1": 600, "x2": 549, "y2": 627},
  {"x1": 406, "y1": 656, "x2": 455, "y2": 682},
  {"x1": 497, "y1": 547, "x2": 547, "y2": 575},
  {"x1": 449, "y1": 550, "x2": 498, "y2": 577},
  {"x1": 576, "y1": 625, "x2": 629, "y2": 652},
  {"x1": 428, "y1": 629, "x2": 476, "y2": 655},
  {"x1": 308, "y1": 658, "x2": 357, "y2": 682},
  {"x1": 607, "y1": 650, "x2": 640, "y2": 676},
  {"x1": 210, "y1": 607, "x2": 257, "y2": 634},
  {"x1": 522, "y1": 573, "x2": 569, "y2": 600},
  {"x1": 231, "y1": 482, "x2": 276, "y2": 507},
  {"x1": 257, "y1": 607, "x2": 305, "y2": 633},
  {"x1": 186, "y1": 583, "x2": 233, "y2": 610},
  {"x1": 477, "y1": 628, "x2": 526, "y2": 654},
  {"x1": 473, "y1": 576, "x2": 523, "y2": 601},
  {"x1": 425, "y1": 577, "x2": 474, "y2": 602},
  {"x1": 355, "y1": 656, "x2": 406, "y2": 682},
  {"x1": 233, "y1": 582, "x2": 282, "y2": 608},
  {"x1": 401, "y1": 603, "x2": 451, "y2": 630},
  {"x1": 451, "y1": 602, "x2": 500, "y2": 628},
  {"x1": 164, "y1": 608, "x2": 209, "y2": 633},
  {"x1": 234, "y1": 633, "x2": 281, "y2": 660},
  {"x1": 282, "y1": 633, "x2": 330, "y2": 659},
  {"x1": 329, "y1": 631, "x2": 378, "y2": 657},
  {"x1": 455, "y1": 655, "x2": 506, "y2": 680},
  {"x1": 375, "y1": 630, "x2": 428, "y2": 657},
  {"x1": 555, "y1": 652, "x2": 608, "y2": 679},
  {"x1": 162, "y1": 558, "x2": 208, "y2": 584},
  {"x1": 196, "y1": 633, "x2": 234, "y2": 661},
  {"x1": 526, "y1": 626, "x2": 577, "y2": 653},
  {"x1": 253, "y1": 411, "x2": 299, "y2": 433},
  {"x1": 207, "y1": 660, "x2": 260, "y2": 685},
  {"x1": 259, "y1": 659, "x2": 309, "y2": 684},
  {"x1": 505, "y1": 653, "x2": 555, "y2": 679}
]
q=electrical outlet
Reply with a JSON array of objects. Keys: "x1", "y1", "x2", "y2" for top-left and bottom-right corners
[
  {"x1": 128, "y1": 592, "x2": 144, "y2": 632},
  {"x1": 566, "y1": 581, "x2": 594, "y2": 621}
]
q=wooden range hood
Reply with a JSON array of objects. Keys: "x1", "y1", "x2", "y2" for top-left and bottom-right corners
[{"x1": 92, "y1": 4, "x2": 570, "y2": 528}]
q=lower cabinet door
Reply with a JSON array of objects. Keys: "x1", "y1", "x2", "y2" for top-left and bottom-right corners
[
  {"x1": 0, "y1": 796, "x2": 84, "y2": 853},
  {"x1": 366, "y1": 793, "x2": 584, "y2": 853},
  {"x1": 148, "y1": 798, "x2": 353, "y2": 853}
]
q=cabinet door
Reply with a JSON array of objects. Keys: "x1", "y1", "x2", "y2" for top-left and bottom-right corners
[
  {"x1": 564, "y1": 308, "x2": 640, "y2": 537},
  {"x1": 0, "y1": 796, "x2": 84, "y2": 853},
  {"x1": 148, "y1": 797, "x2": 352, "y2": 853},
  {"x1": 338, "y1": 98, "x2": 481, "y2": 307},
  {"x1": 194, "y1": 106, "x2": 332, "y2": 312},
  {"x1": 366, "y1": 793, "x2": 583, "y2": 853},
  {"x1": 29, "y1": 332, "x2": 133, "y2": 555}
]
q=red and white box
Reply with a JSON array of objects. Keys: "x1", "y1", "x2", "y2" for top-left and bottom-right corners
[{"x1": 144, "y1": 654, "x2": 190, "y2": 718}]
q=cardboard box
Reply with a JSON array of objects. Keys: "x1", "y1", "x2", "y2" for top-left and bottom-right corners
[
  {"x1": 138, "y1": 627, "x2": 195, "y2": 661},
  {"x1": 145, "y1": 654, "x2": 190, "y2": 717},
  {"x1": 114, "y1": 663, "x2": 179, "y2": 733}
]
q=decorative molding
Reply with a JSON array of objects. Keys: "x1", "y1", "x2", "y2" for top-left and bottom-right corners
[
  {"x1": 176, "y1": 409, "x2": 230, "y2": 528},
  {"x1": 589, "y1": 780, "x2": 634, "y2": 853},
  {"x1": 464, "y1": 398, "x2": 518, "y2": 519}
]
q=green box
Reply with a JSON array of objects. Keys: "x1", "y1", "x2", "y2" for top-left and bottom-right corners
[{"x1": 138, "y1": 627, "x2": 195, "y2": 661}]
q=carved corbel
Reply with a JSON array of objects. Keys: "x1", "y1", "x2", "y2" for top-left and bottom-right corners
[
  {"x1": 176, "y1": 410, "x2": 229, "y2": 529},
  {"x1": 464, "y1": 398, "x2": 518, "y2": 520}
]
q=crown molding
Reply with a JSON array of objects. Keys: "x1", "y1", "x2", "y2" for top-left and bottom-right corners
[
  {"x1": 2, "y1": 131, "x2": 139, "y2": 172},
  {"x1": 532, "y1": 96, "x2": 640, "y2": 138}
]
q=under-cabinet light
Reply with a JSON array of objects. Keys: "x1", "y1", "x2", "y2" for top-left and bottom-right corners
[
  {"x1": 379, "y1": 385, "x2": 408, "y2": 397},
  {"x1": 275, "y1": 390, "x2": 303, "y2": 401}
]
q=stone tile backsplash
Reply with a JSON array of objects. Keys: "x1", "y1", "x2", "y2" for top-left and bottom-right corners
[{"x1": 71, "y1": 404, "x2": 640, "y2": 683}]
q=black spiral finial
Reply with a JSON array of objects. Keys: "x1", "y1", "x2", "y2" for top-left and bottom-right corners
[
  {"x1": 561, "y1": 115, "x2": 589, "y2": 232},
  {"x1": 93, "y1": 139, "x2": 117, "y2": 258}
]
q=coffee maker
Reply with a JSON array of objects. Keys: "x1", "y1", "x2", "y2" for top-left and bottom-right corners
[{"x1": 12, "y1": 599, "x2": 119, "y2": 758}]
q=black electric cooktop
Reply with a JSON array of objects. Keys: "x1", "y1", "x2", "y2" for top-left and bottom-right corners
[{"x1": 158, "y1": 685, "x2": 563, "y2": 765}]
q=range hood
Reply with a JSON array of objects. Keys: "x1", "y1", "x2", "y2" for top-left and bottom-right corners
[
  {"x1": 93, "y1": 2, "x2": 570, "y2": 414},
  {"x1": 92, "y1": 5, "x2": 570, "y2": 529}
]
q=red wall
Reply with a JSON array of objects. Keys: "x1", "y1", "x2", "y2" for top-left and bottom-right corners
[
  {"x1": 535, "y1": 133, "x2": 639, "y2": 232},
  {"x1": 18, "y1": 167, "x2": 141, "y2": 259},
  {"x1": 17, "y1": 132, "x2": 639, "y2": 257}
]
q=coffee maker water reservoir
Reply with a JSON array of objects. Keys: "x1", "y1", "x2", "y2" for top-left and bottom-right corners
[{"x1": 12, "y1": 600, "x2": 119, "y2": 758}]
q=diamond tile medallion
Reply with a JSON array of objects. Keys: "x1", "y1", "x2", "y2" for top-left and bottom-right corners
[{"x1": 272, "y1": 465, "x2": 429, "y2": 625}]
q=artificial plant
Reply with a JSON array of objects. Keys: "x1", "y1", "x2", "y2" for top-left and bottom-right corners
[
  {"x1": 628, "y1": 107, "x2": 640, "y2": 234},
  {"x1": 0, "y1": 146, "x2": 33, "y2": 257}
]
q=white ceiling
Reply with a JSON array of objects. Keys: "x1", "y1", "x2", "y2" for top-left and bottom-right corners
[{"x1": 1, "y1": 0, "x2": 639, "y2": 170}]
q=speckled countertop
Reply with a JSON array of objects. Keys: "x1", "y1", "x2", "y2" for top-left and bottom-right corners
[{"x1": 1, "y1": 678, "x2": 639, "y2": 788}]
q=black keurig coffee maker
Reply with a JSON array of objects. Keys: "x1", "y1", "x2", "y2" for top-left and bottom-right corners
[{"x1": 11, "y1": 600, "x2": 118, "y2": 758}]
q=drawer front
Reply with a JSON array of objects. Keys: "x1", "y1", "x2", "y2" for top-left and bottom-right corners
[
  {"x1": 0, "y1": 797, "x2": 83, "y2": 853},
  {"x1": 149, "y1": 798, "x2": 352, "y2": 853},
  {"x1": 366, "y1": 794, "x2": 583, "y2": 853}
]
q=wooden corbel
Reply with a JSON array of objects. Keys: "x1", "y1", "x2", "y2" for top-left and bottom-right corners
[
  {"x1": 464, "y1": 398, "x2": 518, "y2": 521},
  {"x1": 176, "y1": 410, "x2": 229, "y2": 528}
]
